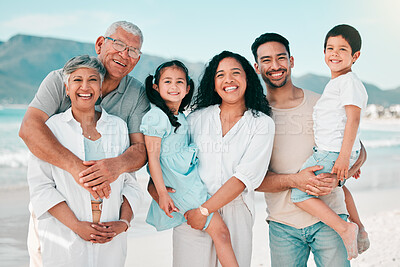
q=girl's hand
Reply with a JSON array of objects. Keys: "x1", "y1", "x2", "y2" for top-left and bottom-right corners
[
  {"x1": 331, "y1": 156, "x2": 350, "y2": 181},
  {"x1": 159, "y1": 193, "x2": 179, "y2": 218}
]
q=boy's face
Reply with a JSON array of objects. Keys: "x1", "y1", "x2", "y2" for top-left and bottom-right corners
[{"x1": 324, "y1": 35, "x2": 360, "y2": 79}]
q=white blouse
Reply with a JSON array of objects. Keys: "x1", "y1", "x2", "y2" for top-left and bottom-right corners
[
  {"x1": 188, "y1": 105, "x2": 275, "y2": 216},
  {"x1": 27, "y1": 107, "x2": 144, "y2": 267}
]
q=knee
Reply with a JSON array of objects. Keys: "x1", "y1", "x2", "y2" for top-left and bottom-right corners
[{"x1": 215, "y1": 224, "x2": 232, "y2": 244}]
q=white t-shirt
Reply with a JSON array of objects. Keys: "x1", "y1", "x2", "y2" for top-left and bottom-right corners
[{"x1": 313, "y1": 72, "x2": 368, "y2": 152}]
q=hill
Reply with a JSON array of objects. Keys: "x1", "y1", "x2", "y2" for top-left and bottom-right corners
[{"x1": 0, "y1": 34, "x2": 399, "y2": 106}]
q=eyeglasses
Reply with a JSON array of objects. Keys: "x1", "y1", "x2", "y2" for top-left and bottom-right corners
[{"x1": 104, "y1": 36, "x2": 142, "y2": 59}]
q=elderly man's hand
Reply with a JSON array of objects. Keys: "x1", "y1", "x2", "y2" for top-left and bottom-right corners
[{"x1": 78, "y1": 158, "x2": 122, "y2": 198}]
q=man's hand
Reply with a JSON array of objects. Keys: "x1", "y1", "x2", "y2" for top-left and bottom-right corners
[
  {"x1": 331, "y1": 155, "x2": 350, "y2": 181},
  {"x1": 293, "y1": 165, "x2": 324, "y2": 192},
  {"x1": 78, "y1": 158, "x2": 121, "y2": 197},
  {"x1": 147, "y1": 179, "x2": 176, "y2": 204},
  {"x1": 306, "y1": 172, "x2": 338, "y2": 196},
  {"x1": 184, "y1": 208, "x2": 207, "y2": 230}
]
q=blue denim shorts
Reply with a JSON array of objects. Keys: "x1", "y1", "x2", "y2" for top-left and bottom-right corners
[{"x1": 291, "y1": 147, "x2": 359, "y2": 203}]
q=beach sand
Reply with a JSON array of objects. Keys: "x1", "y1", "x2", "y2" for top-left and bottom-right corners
[{"x1": 1, "y1": 175, "x2": 400, "y2": 267}]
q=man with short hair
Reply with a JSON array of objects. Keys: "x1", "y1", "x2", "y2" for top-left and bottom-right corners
[
  {"x1": 252, "y1": 33, "x2": 365, "y2": 266},
  {"x1": 19, "y1": 21, "x2": 149, "y2": 267}
]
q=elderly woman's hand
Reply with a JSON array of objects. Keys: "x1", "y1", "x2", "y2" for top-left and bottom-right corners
[
  {"x1": 89, "y1": 221, "x2": 128, "y2": 243},
  {"x1": 73, "y1": 221, "x2": 116, "y2": 243}
]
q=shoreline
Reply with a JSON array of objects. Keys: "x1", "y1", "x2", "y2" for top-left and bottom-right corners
[{"x1": 1, "y1": 185, "x2": 400, "y2": 266}]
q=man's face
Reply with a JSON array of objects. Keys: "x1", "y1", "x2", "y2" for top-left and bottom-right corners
[
  {"x1": 254, "y1": 41, "x2": 294, "y2": 89},
  {"x1": 95, "y1": 27, "x2": 142, "y2": 81}
]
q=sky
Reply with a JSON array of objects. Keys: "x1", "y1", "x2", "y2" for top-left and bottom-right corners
[{"x1": 1, "y1": 0, "x2": 399, "y2": 90}]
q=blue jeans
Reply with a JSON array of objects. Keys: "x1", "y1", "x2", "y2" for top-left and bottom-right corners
[
  {"x1": 269, "y1": 215, "x2": 350, "y2": 267},
  {"x1": 291, "y1": 147, "x2": 360, "y2": 203}
]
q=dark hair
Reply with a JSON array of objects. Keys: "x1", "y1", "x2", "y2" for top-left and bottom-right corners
[
  {"x1": 192, "y1": 51, "x2": 271, "y2": 117},
  {"x1": 251, "y1": 33, "x2": 291, "y2": 62},
  {"x1": 145, "y1": 60, "x2": 194, "y2": 131},
  {"x1": 324, "y1": 24, "x2": 361, "y2": 55}
]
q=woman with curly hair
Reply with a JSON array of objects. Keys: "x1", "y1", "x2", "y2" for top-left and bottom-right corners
[{"x1": 173, "y1": 51, "x2": 275, "y2": 267}]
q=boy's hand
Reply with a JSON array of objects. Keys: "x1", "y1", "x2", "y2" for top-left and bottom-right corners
[
  {"x1": 331, "y1": 156, "x2": 350, "y2": 181},
  {"x1": 159, "y1": 193, "x2": 179, "y2": 218}
]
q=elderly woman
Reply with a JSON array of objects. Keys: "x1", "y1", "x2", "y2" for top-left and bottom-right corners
[{"x1": 27, "y1": 55, "x2": 143, "y2": 267}]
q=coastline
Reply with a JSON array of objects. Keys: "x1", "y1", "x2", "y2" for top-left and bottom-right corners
[{"x1": 1, "y1": 184, "x2": 400, "y2": 267}]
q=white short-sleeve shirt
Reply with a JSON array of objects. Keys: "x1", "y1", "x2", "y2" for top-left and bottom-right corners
[
  {"x1": 313, "y1": 72, "x2": 368, "y2": 152},
  {"x1": 187, "y1": 105, "x2": 275, "y2": 216}
]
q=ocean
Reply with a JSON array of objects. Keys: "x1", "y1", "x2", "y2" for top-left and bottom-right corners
[{"x1": 1, "y1": 106, "x2": 400, "y2": 191}]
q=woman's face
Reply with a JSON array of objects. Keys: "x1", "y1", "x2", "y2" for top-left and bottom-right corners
[
  {"x1": 66, "y1": 67, "x2": 101, "y2": 112},
  {"x1": 214, "y1": 57, "x2": 247, "y2": 105}
]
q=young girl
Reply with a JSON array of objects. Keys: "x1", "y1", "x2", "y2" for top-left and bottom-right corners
[{"x1": 140, "y1": 60, "x2": 239, "y2": 267}]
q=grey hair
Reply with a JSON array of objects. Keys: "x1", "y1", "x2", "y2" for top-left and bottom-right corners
[
  {"x1": 104, "y1": 21, "x2": 143, "y2": 47},
  {"x1": 62, "y1": 55, "x2": 106, "y2": 85}
]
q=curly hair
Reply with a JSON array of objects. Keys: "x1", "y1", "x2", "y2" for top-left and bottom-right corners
[
  {"x1": 145, "y1": 60, "x2": 194, "y2": 131},
  {"x1": 192, "y1": 51, "x2": 271, "y2": 117}
]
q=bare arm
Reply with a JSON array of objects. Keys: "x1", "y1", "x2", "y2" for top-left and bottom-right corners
[
  {"x1": 79, "y1": 132, "x2": 147, "y2": 190},
  {"x1": 332, "y1": 105, "x2": 361, "y2": 179},
  {"x1": 185, "y1": 177, "x2": 245, "y2": 230},
  {"x1": 19, "y1": 107, "x2": 105, "y2": 199},
  {"x1": 19, "y1": 107, "x2": 85, "y2": 181}
]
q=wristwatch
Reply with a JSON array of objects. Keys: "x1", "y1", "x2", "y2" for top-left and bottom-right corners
[{"x1": 199, "y1": 205, "x2": 209, "y2": 216}]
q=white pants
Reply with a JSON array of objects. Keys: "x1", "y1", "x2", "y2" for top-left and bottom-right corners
[
  {"x1": 173, "y1": 195, "x2": 254, "y2": 267},
  {"x1": 27, "y1": 204, "x2": 42, "y2": 267}
]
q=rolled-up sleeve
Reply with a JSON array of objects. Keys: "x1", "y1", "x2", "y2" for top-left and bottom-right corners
[
  {"x1": 27, "y1": 154, "x2": 66, "y2": 220},
  {"x1": 121, "y1": 172, "x2": 144, "y2": 220},
  {"x1": 233, "y1": 116, "x2": 275, "y2": 191}
]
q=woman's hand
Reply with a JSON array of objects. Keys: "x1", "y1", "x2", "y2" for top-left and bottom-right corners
[
  {"x1": 73, "y1": 221, "x2": 116, "y2": 243},
  {"x1": 90, "y1": 221, "x2": 128, "y2": 243},
  {"x1": 184, "y1": 208, "x2": 207, "y2": 230},
  {"x1": 159, "y1": 193, "x2": 179, "y2": 218}
]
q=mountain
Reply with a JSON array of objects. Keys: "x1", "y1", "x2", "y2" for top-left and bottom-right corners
[
  {"x1": 293, "y1": 74, "x2": 400, "y2": 106},
  {"x1": 0, "y1": 34, "x2": 205, "y2": 104},
  {"x1": 0, "y1": 34, "x2": 399, "y2": 105}
]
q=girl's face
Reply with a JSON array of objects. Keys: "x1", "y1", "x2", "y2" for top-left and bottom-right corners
[
  {"x1": 154, "y1": 67, "x2": 189, "y2": 109},
  {"x1": 214, "y1": 57, "x2": 247, "y2": 105},
  {"x1": 65, "y1": 67, "x2": 101, "y2": 112}
]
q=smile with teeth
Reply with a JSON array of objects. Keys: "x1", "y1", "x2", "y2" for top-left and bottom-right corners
[
  {"x1": 77, "y1": 93, "x2": 93, "y2": 99},
  {"x1": 113, "y1": 59, "x2": 126, "y2": 67},
  {"x1": 268, "y1": 72, "x2": 284, "y2": 79},
  {"x1": 330, "y1": 59, "x2": 341, "y2": 63},
  {"x1": 224, "y1": 86, "x2": 238, "y2": 92}
]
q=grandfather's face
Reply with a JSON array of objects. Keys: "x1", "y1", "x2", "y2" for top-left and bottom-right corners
[
  {"x1": 254, "y1": 41, "x2": 294, "y2": 89},
  {"x1": 95, "y1": 27, "x2": 142, "y2": 81}
]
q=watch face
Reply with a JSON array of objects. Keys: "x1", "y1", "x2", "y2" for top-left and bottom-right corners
[{"x1": 199, "y1": 206, "x2": 209, "y2": 216}]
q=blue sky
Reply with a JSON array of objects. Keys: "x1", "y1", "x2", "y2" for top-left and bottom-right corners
[{"x1": 1, "y1": 0, "x2": 399, "y2": 89}]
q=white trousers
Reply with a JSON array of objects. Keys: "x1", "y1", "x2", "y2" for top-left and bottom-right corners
[
  {"x1": 27, "y1": 205, "x2": 42, "y2": 267},
  {"x1": 173, "y1": 195, "x2": 254, "y2": 267}
]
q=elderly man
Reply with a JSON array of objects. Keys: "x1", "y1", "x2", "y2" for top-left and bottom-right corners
[
  {"x1": 252, "y1": 33, "x2": 366, "y2": 267},
  {"x1": 19, "y1": 21, "x2": 149, "y2": 266}
]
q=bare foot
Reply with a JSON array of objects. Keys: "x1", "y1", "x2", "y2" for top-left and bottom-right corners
[
  {"x1": 357, "y1": 227, "x2": 370, "y2": 254},
  {"x1": 339, "y1": 222, "x2": 359, "y2": 260}
]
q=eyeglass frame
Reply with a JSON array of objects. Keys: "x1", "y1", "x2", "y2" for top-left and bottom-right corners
[{"x1": 104, "y1": 36, "x2": 142, "y2": 59}]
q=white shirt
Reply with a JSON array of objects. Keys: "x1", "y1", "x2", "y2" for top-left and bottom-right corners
[
  {"x1": 188, "y1": 105, "x2": 275, "y2": 216},
  {"x1": 313, "y1": 72, "x2": 368, "y2": 152},
  {"x1": 27, "y1": 107, "x2": 144, "y2": 267}
]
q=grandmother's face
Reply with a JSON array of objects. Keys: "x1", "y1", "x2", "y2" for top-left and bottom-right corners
[
  {"x1": 65, "y1": 67, "x2": 101, "y2": 111},
  {"x1": 214, "y1": 57, "x2": 247, "y2": 106}
]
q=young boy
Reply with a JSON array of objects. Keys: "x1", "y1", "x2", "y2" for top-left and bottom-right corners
[{"x1": 290, "y1": 24, "x2": 370, "y2": 260}]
